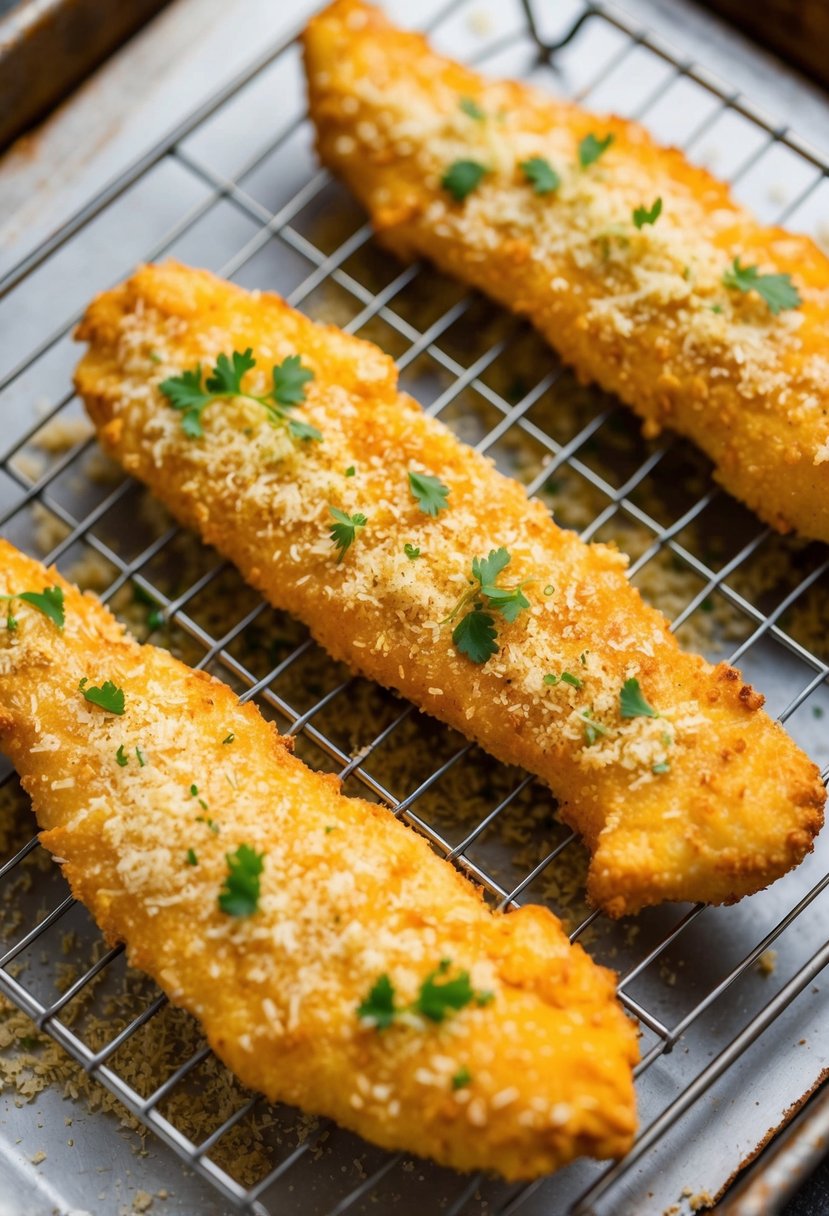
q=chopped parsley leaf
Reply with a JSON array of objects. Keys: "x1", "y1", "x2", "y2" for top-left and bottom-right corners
[
  {"x1": 415, "y1": 960, "x2": 476, "y2": 1022},
  {"x1": 0, "y1": 585, "x2": 64, "y2": 631},
  {"x1": 218, "y1": 843, "x2": 264, "y2": 917},
  {"x1": 344, "y1": 465, "x2": 356, "y2": 478},
  {"x1": 186, "y1": 848, "x2": 198, "y2": 866},
  {"x1": 357, "y1": 961, "x2": 493, "y2": 1031},
  {"x1": 459, "y1": 97, "x2": 485, "y2": 121},
  {"x1": 442, "y1": 159, "x2": 488, "y2": 202},
  {"x1": 451, "y1": 1066, "x2": 472, "y2": 1090},
  {"x1": 579, "y1": 132, "x2": 614, "y2": 168},
  {"x1": 79, "y1": 678, "x2": 125, "y2": 715},
  {"x1": 404, "y1": 543, "x2": 421, "y2": 561},
  {"x1": 545, "y1": 670, "x2": 582, "y2": 688},
  {"x1": 408, "y1": 470, "x2": 450, "y2": 517},
  {"x1": 329, "y1": 506, "x2": 368, "y2": 562},
  {"x1": 813, "y1": 706, "x2": 825, "y2": 720},
  {"x1": 447, "y1": 547, "x2": 531, "y2": 664},
  {"x1": 620, "y1": 677, "x2": 658, "y2": 720},
  {"x1": 196, "y1": 815, "x2": 220, "y2": 834},
  {"x1": 115, "y1": 745, "x2": 129, "y2": 767},
  {"x1": 722, "y1": 257, "x2": 801, "y2": 315},
  {"x1": 159, "y1": 349, "x2": 321, "y2": 441},
  {"x1": 357, "y1": 973, "x2": 397, "y2": 1029},
  {"x1": 135, "y1": 746, "x2": 146, "y2": 767},
  {"x1": 582, "y1": 709, "x2": 609, "y2": 746},
  {"x1": 633, "y1": 197, "x2": 662, "y2": 229},
  {"x1": 520, "y1": 156, "x2": 560, "y2": 195},
  {"x1": 222, "y1": 733, "x2": 235, "y2": 745},
  {"x1": 652, "y1": 761, "x2": 671, "y2": 775}
]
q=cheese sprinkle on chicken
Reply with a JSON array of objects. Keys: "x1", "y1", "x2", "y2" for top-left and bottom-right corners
[
  {"x1": 74, "y1": 262, "x2": 825, "y2": 916},
  {"x1": 0, "y1": 539, "x2": 638, "y2": 1180},
  {"x1": 303, "y1": 0, "x2": 829, "y2": 544}
]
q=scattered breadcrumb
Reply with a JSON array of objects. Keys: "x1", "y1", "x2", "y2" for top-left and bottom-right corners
[{"x1": 757, "y1": 949, "x2": 777, "y2": 976}]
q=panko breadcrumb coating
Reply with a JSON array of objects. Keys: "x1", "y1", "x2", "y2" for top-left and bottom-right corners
[
  {"x1": 0, "y1": 539, "x2": 638, "y2": 1180},
  {"x1": 73, "y1": 262, "x2": 825, "y2": 916},
  {"x1": 303, "y1": 0, "x2": 829, "y2": 544}
]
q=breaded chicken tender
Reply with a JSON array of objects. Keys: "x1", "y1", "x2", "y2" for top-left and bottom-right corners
[
  {"x1": 74, "y1": 262, "x2": 825, "y2": 916},
  {"x1": 0, "y1": 539, "x2": 638, "y2": 1179},
  {"x1": 303, "y1": 0, "x2": 829, "y2": 544}
]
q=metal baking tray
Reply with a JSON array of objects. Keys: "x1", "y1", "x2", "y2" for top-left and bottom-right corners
[{"x1": 0, "y1": 1, "x2": 828, "y2": 1213}]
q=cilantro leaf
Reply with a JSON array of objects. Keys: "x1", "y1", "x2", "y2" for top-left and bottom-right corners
[
  {"x1": 287, "y1": 416, "x2": 323, "y2": 442},
  {"x1": 722, "y1": 257, "x2": 801, "y2": 315},
  {"x1": 79, "y1": 678, "x2": 125, "y2": 715},
  {"x1": 520, "y1": 157, "x2": 560, "y2": 195},
  {"x1": 451, "y1": 1066, "x2": 472, "y2": 1090},
  {"x1": 415, "y1": 960, "x2": 475, "y2": 1023},
  {"x1": 205, "y1": 348, "x2": 255, "y2": 396},
  {"x1": 652, "y1": 761, "x2": 671, "y2": 774},
  {"x1": 357, "y1": 973, "x2": 397, "y2": 1029},
  {"x1": 442, "y1": 160, "x2": 488, "y2": 202},
  {"x1": 579, "y1": 132, "x2": 614, "y2": 168},
  {"x1": 115, "y1": 745, "x2": 129, "y2": 767},
  {"x1": 272, "y1": 354, "x2": 314, "y2": 406},
  {"x1": 0, "y1": 586, "x2": 65, "y2": 630},
  {"x1": 329, "y1": 506, "x2": 368, "y2": 562},
  {"x1": 408, "y1": 470, "x2": 450, "y2": 517},
  {"x1": 452, "y1": 607, "x2": 498, "y2": 664},
  {"x1": 633, "y1": 197, "x2": 662, "y2": 229},
  {"x1": 404, "y1": 543, "x2": 421, "y2": 561},
  {"x1": 218, "y1": 843, "x2": 264, "y2": 917},
  {"x1": 482, "y1": 583, "x2": 530, "y2": 623},
  {"x1": 620, "y1": 677, "x2": 658, "y2": 719},
  {"x1": 186, "y1": 848, "x2": 198, "y2": 866},
  {"x1": 459, "y1": 97, "x2": 485, "y2": 121}
]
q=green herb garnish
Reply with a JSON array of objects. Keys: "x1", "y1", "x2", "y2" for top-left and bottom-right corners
[
  {"x1": 329, "y1": 506, "x2": 368, "y2": 562},
  {"x1": 581, "y1": 709, "x2": 609, "y2": 746},
  {"x1": 135, "y1": 746, "x2": 146, "y2": 767},
  {"x1": 722, "y1": 257, "x2": 801, "y2": 316},
  {"x1": 0, "y1": 586, "x2": 64, "y2": 631},
  {"x1": 520, "y1": 156, "x2": 560, "y2": 195},
  {"x1": 619, "y1": 677, "x2": 658, "y2": 719},
  {"x1": 633, "y1": 197, "x2": 662, "y2": 229},
  {"x1": 652, "y1": 761, "x2": 671, "y2": 775},
  {"x1": 446, "y1": 548, "x2": 531, "y2": 664},
  {"x1": 344, "y1": 465, "x2": 356, "y2": 478},
  {"x1": 451, "y1": 1066, "x2": 472, "y2": 1090},
  {"x1": 579, "y1": 132, "x2": 614, "y2": 168},
  {"x1": 459, "y1": 97, "x2": 485, "y2": 121},
  {"x1": 404, "y1": 543, "x2": 421, "y2": 561},
  {"x1": 357, "y1": 960, "x2": 492, "y2": 1031},
  {"x1": 442, "y1": 159, "x2": 488, "y2": 202},
  {"x1": 115, "y1": 745, "x2": 129, "y2": 767},
  {"x1": 186, "y1": 848, "x2": 198, "y2": 866},
  {"x1": 218, "y1": 844, "x2": 265, "y2": 917},
  {"x1": 159, "y1": 349, "x2": 321, "y2": 441},
  {"x1": 544, "y1": 670, "x2": 582, "y2": 689},
  {"x1": 222, "y1": 733, "x2": 235, "y2": 745},
  {"x1": 79, "y1": 678, "x2": 125, "y2": 715},
  {"x1": 408, "y1": 470, "x2": 450, "y2": 517}
]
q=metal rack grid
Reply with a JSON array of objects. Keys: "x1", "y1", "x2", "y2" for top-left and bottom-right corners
[{"x1": 0, "y1": 0, "x2": 828, "y2": 1212}]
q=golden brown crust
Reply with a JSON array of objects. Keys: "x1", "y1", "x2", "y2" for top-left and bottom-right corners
[
  {"x1": 0, "y1": 539, "x2": 638, "y2": 1179},
  {"x1": 72, "y1": 261, "x2": 825, "y2": 916},
  {"x1": 303, "y1": 0, "x2": 829, "y2": 543}
]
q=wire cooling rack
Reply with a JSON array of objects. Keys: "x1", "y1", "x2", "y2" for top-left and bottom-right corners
[{"x1": 1, "y1": 0, "x2": 828, "y2": 1212}]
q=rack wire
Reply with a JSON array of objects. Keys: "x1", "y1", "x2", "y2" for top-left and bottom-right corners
[{"x1": 0, "y1": 0, "x2": 828, "y2": 1212}]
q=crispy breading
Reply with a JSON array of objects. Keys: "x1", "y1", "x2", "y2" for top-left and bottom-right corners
[
  {"x1": 0, "y1": 539, "x2": 638, "y2": 1179},
  {"x1": 303, "y1": 0, "x2": 829, "y2": 544},
  {"x1": 73, "y1": 262, "x2": 825, "y2": 915}
]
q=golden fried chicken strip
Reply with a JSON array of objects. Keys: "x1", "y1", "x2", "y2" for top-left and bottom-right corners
[
  {"x1": 0, "y1": 539, "x2": 638, "y2": 1179},
  {"x1": 74, "y1": 262, "x2": 825, "y2": 915},
  {"x1": 303, "y1": 0, "x2": 829, "y2": 544}
]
